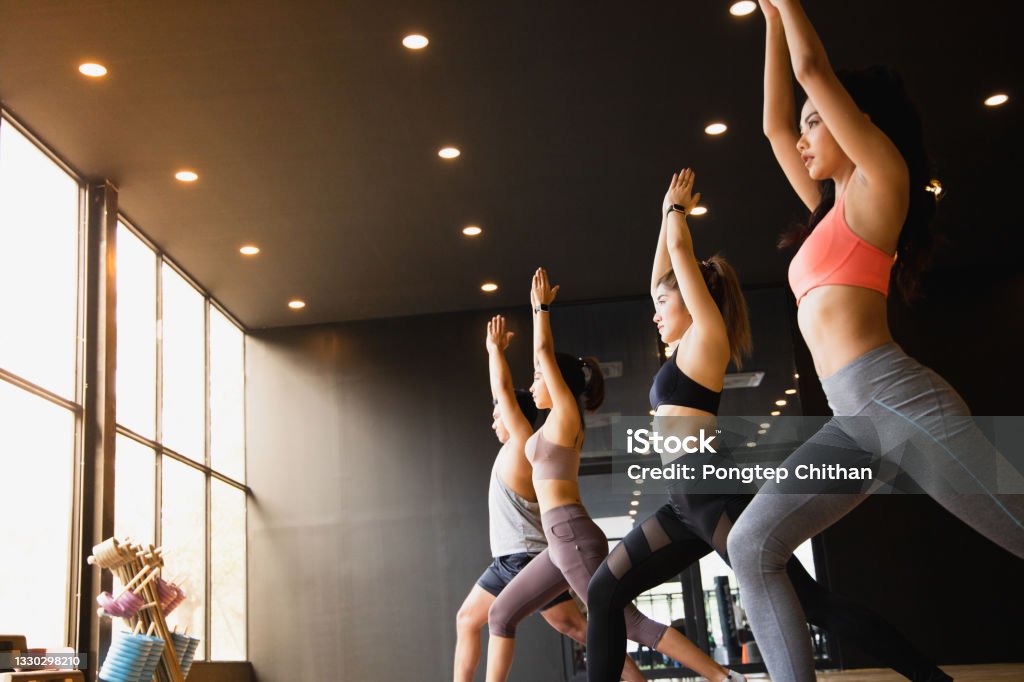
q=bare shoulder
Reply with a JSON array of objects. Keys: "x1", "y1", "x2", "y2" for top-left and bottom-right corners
[
  {"x1": 673, "y1": 332, "x2": 728, "y2": 392},
  {"x1": 843, "y1": 169, "x2": 907, "y2": 255}
]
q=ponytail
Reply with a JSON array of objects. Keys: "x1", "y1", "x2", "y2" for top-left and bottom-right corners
[
  {"x1": 554, "y1": 352, "x2": 606, "y2": 426},
  {"x1": 699, "y1": 255, "x2": 752, "y2": 368},
  {"x1": 580, "y1": 356, "x2": 605, "y2": 411}
]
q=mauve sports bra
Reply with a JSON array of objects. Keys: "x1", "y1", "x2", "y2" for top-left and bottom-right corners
[
  {"x1": 788, "y1": 186, "x2": 894, "y2": 305},
  {"x1": 525, "y1": 429, "x2": 581, "y2": 482}
]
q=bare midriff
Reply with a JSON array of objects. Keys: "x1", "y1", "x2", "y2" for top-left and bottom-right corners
[
  {"x1": 534, "y1": 479, "x2": 583, "y2": 516},
  {"x1": 798, "y1": 285, "x2": 893, "y2": 379},
  {"x1": 655, "y1": 405, "x2": 717, "y2": 418}
]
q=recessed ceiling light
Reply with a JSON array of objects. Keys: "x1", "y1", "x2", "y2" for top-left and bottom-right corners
[
  {"x1": 785, "y1": 388, "x2": 797, "y2": 395},
  {"x1": 758, "y1": 429, "x2": 767, "y2": 435},
  {"x1": 730, "y1": 1, "x2": 757, "y2": 16},
  {"x1": 759, "y1": 423, "x2": 770, "y2": 429},
  {"x1": 775, "y1": 399, "x2": 787, "y2": 406},
  {"x1": 628, "y1": 509, "x2": 637, "y2": 516},
  {"x1": 633, "y1": 490, "x2": 641, "y2": 496},
  {"x1": 402, "y1": 34, "x2": 429, "y2": 50},
  {"x1": 288, "y1": 300, "x2": 306, "y2": 310},
  {"x1": 175, "y1": 170, "x2": 199, "y2": 182},
  {"x1": 746, "y1": 442, "x2": 757, "y2": 448},
  {"x1": 793, "y1": 373, "x2": 800, "y2": 379},
  {"x1": 770, "y1": 410, "x2": 781, "y2": 416},
  {"x1": 239, "y1": 245, "x2": 260, "y2": 256},
  {"x1": 984, "y1": 93, "x2": 1008, "y2": 107},
  {"x1": 462, "y1": 225, "x2": 482, "y2": 236},
  {"x1": 690, "y1": 206, "x2": 708, "y2": 216},
  {"x1": 79, "y1": 62, "x2": 108, "y2": 78},
  {"x1": 630, "y1": 500, "x2": 639, "y2": 506},
  {"x1": 705, "y1": 122, "x2": 728, "y2": 136},
  {"x1": 481, "y1": 282, "x2": 498, "y2": 292},
  {"x1": 438, "y1": 147, "x2": 461, "y2": 159}
]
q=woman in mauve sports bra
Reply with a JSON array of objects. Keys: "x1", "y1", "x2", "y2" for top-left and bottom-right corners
[
  {"x1": 586, "y1": 170, "x2": 948, "y2": 682},
  {"x1": 485, "y1": 268, "x2": 737, "y2": 682},
  {"x1": 727, "y1": 2, "x2": 1024, "y2": 681}
]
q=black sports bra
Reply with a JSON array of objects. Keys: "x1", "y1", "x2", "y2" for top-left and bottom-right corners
[{"x1": 649, "y1": 358, "x2": 722, "y2": 414}]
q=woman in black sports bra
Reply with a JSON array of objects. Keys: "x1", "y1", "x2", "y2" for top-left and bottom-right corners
[{"x1": 584, "y1": 169, "x2": 950, "y2": 682}]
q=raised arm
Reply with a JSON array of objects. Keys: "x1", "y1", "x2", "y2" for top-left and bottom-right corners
[
  {"x1": 760, "y1": 0, "x2": 819, "y2": 210},
  {"x1": 486, "y1": 315, "x2": 532, "y2": 443},
  {"x1": 663, "y1": 170, "x2": 726, "y2": 337},
  {"x1": 651, "y1": 212, "x2": 671, "y2": 295},
  {"x1": 652, "y1": 172, "x2": 696, "y2": 294},
  {"x1": 771, "y1": 0, "x2": 908, "y2": 189},
  {"x1": 531, "y1": 268, "x2": 580, "y2": 443}
]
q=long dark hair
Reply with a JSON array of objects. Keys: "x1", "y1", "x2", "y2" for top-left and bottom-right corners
[
  {"x1": 778, "y1": 66, "x2": 938, "y2": 301},
  {"x1": 553, "y1": 352, "x2": 605, "y2": 426},
  {"x1": 656, "y1": 255, "x2": 752, "y2": 368}
]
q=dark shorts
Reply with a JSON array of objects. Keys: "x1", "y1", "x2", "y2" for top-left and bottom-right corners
[{"x1": 477, "y1": 552, "x2": 574, "y2": 611}]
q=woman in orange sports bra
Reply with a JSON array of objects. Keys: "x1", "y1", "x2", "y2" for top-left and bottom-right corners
[
  {"x1": 727, "y1": 3, "x2": 1024, "y2": 681},
  {"x1": 485, "y1": 268, "x2": 743, "y2": 682}
]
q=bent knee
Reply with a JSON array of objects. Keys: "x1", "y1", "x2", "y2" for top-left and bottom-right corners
[
  {"x1": 543, "y1": 608, "x2": 586, "y2": 640},
  {"x1": 550, "y1": 616, "x2": 585, "y2": 641},
  {"x1": 456, "y1": 604, "x2": 487, "y2": 632},
  {"x1": 728, "y1": 520, "x2": 792, "y2": 575},
  {"x1": 725, "y1": 521, "x2": 754, "y2": 568},
  {"x1": 488, "y1": 606, "x2": 518, "y2": 638}
]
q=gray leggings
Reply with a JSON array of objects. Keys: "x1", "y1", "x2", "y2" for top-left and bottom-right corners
[
  {"x1": 488, "y1": 503, "x2": 667, "y2": 648},
  {"x1": 728, "y1": 343, "x2": 1024, "y2": 682}
]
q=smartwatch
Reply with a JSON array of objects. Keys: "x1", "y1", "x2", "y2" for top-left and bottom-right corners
[
  {"x1": 666, "y1": 204, "x2": 687, "y2": 217},
  {"x1": 535, "y1": 303, "x2": 550, "y2": 313}
]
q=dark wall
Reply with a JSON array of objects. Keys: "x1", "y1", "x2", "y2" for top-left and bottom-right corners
[
  {"x1": 245, "y1": 304, "x2": 568, "y2": 681},
  {"x1": 802, "y1": 269, "x2": 1024, "y2": 669}
]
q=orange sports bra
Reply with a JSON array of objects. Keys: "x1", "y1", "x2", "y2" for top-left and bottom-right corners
[
  {"x1": 525, "y1": 429, "x2": 580, "y2": 482},
  {"x1": 788, "y1": 187, "x2": 895, "y2": 305}
]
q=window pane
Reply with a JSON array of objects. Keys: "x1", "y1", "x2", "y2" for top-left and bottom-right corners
[
  {"x1": 162, "y1": 264, "x2": 204, "y2": 459},
  {"x1": 210, "y1": 309, "x2": 244, "y2": 481},
  {"x1": 116, "y1": 224, "x2": 156, "y2": 437},
  {"x1": 0, "y1": 382, "x2": 74, "y2": 647},
  {"x1": 162, "y1": 457, "x2": 206, "y2": 646},
  {"x1": 114, "y1": 435, "x2": 155, "y2": 544},
  {"x1": 0, "y1": 120, "x2": 80, "y2": 398},
  {"x1": 211, "y1": 483, "x2": 247, "y2": 660}
]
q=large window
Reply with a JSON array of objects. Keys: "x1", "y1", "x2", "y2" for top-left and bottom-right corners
[
  {"x1": 115, "y1": 221, "x2": 248, "y2": 661},
  {"x1": 0, "y1": 106, "x2": 248, "y2": 665},
  {"x1": 0, "y1": 117, "x2": 82, "y2": 648}
]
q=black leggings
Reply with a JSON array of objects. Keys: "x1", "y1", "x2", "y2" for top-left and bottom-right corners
[{"x1": 586, "y1": 496, "x2": 950, "y2": 682}]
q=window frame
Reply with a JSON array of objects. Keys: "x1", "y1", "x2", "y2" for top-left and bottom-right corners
[{"x1": 115, "y1": 217, "x2": 250, "y2": 661}]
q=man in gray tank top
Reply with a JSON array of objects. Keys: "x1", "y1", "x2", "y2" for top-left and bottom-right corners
[{"x1": 452, "y1": 316, "x2": 583, "y2": 682}]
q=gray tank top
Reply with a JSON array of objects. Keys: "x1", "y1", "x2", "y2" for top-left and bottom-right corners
[{"x1": 488, "y1": 443, "x2": 547, "y2": 557}]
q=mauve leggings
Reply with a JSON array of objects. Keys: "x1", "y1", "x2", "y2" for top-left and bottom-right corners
[{"x1": 488, "y1": 503, "x2": 667, "y2": 649}]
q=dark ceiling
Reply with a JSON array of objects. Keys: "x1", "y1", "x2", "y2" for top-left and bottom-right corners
[{"x1": 0, "y1": 1, "x2": 1019, "y2": 329}]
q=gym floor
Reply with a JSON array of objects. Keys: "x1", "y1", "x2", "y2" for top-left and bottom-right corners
[{"x1": 648, "y1": 665, "x2": 1024, "y2": 681}]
